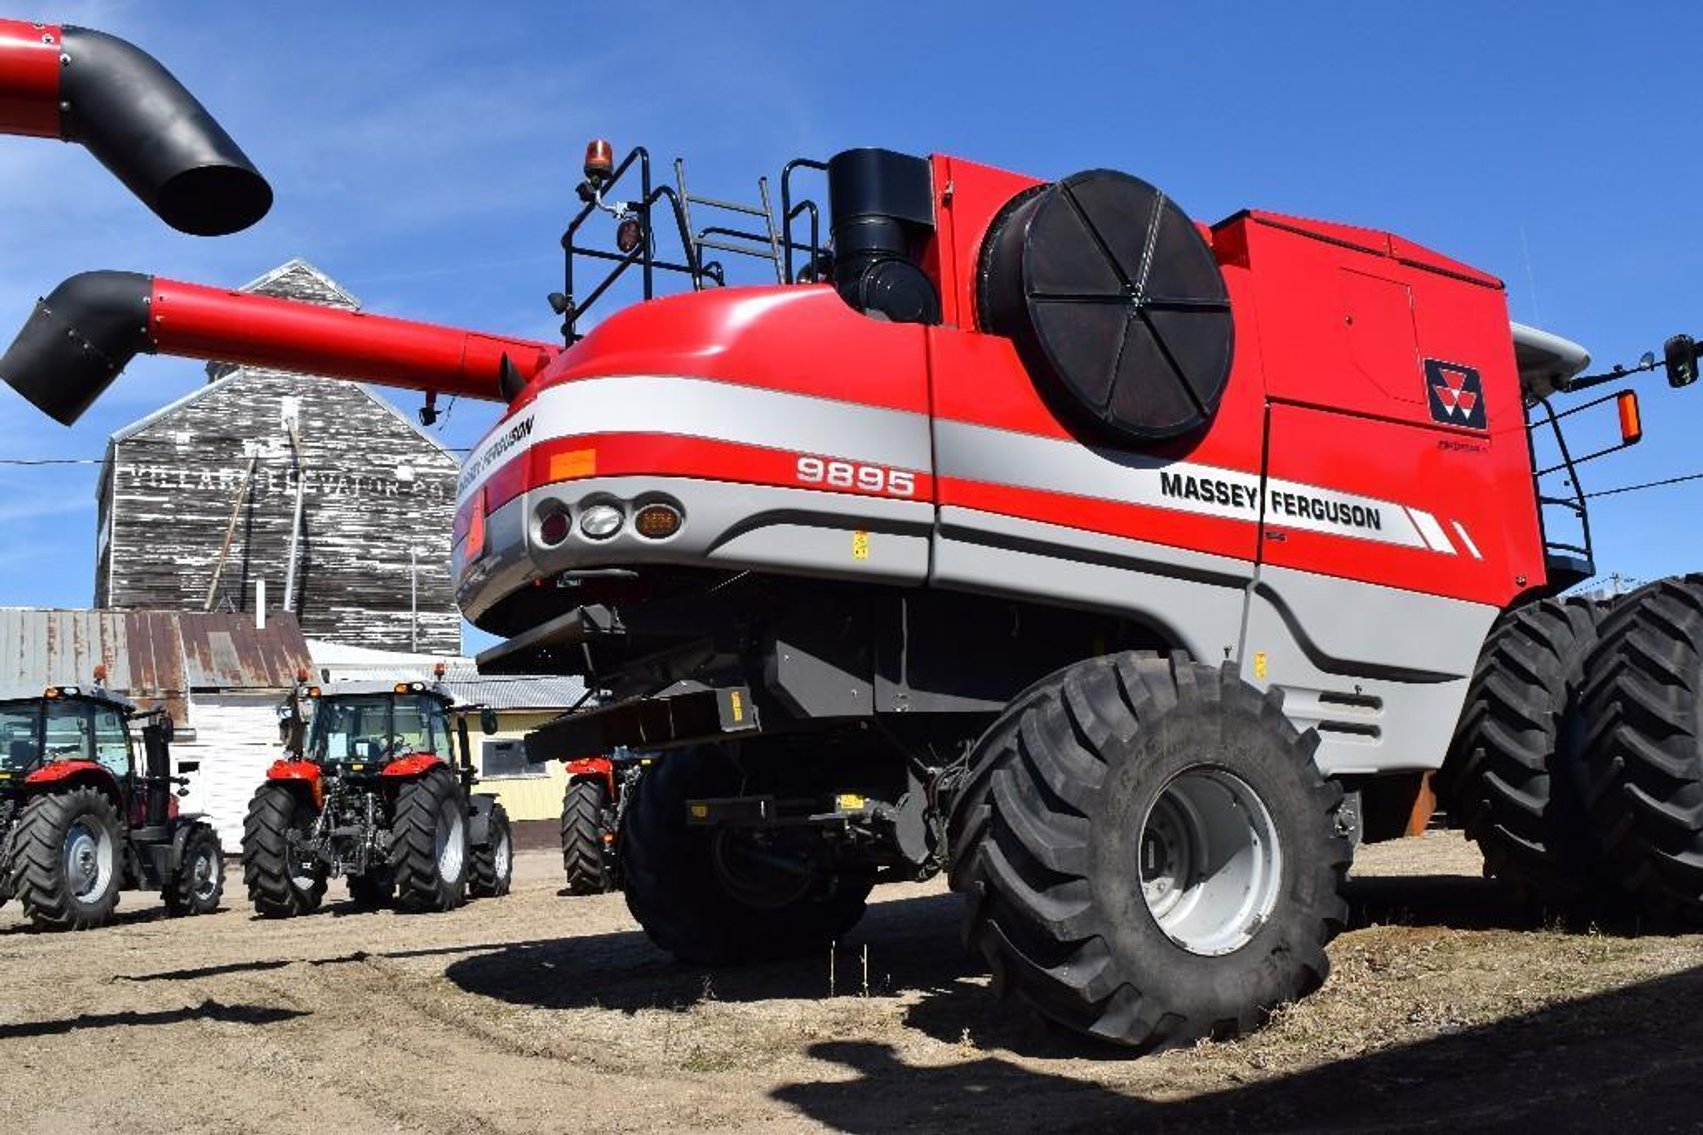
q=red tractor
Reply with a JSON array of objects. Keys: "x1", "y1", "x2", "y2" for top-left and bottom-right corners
[
  {"x1": 9, "y1": 132, "x2": 1703, "y2": 1049},
  {"x1": 558, "y1": 748, "x2": 650, "y2": 894},
  {"x1": 243, "y1": 678, "x2": 513, "y2": 916},
  {"x1": 0, "y1": 681, "x2": 222, "y2": 929}
]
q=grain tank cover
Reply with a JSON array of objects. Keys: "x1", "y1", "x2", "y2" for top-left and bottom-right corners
[{"x1": 978, "y1": 170, "x2": 1233, "y2": 443}]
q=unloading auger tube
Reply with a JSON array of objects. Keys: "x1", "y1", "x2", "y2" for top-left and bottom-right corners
[
  {"x1": 0, "y1": 18, "x2": 271, "y2": 234},
  {"x1": 0, "y1": 271, "x2": 559, "y2": 424}
]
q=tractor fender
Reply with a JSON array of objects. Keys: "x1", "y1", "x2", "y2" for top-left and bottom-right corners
[
  {"x1": 23, "y1": 760, "x2": 122, "y2": 805},
  {"x1": 466, "y1": 793, "x2": 498, "y2": 847},
  {"x1": 265, "y1": 759, "x2": 324, "y2": 809},
  {"x1": 565, "y1": 756, "x2": 616, "y2": 798},
  {"x1": 382, "y1": 754, "x2": 447, "y2": 780}
]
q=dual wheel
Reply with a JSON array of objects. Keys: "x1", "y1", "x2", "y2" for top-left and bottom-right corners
[{"x1": 1442, "y1": 577, "x2": 1703, "y2": 921}]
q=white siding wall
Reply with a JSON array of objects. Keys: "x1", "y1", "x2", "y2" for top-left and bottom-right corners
[{"x1": 176, "y1": 693, "x2": 288, "y2": 851}]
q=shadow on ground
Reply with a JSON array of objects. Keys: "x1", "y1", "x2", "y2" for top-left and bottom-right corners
[
  {"x1": 774, "y1": 963, "x2": 1703, "y2": 1132},
  {"x1": 0, "y1": 999, "x2": 305, "y2": 1040}
]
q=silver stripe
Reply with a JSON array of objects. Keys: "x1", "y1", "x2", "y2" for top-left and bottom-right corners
[
  {"x1": 1406, "y1": 509, "x2": 1457, "y2": 555},
  {"x1": 1452, "y1": 520, "x2": 1483, "y2": 560},
  {"x1": 935, "y1": 419, "x2": 1427, "y2": 551},
  {"x1": 459, "y1": 375, "x2": 931, "y2": 503}
]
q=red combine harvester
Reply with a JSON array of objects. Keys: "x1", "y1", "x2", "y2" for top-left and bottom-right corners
[
  {"x1": 0, "y1": 16, "x2": 270, "y2": 233},
  {"x1": 5, "y1": 138, "x2": 1702, "y2": 1048}
]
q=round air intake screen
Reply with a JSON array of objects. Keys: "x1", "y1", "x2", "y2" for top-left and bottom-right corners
[{"x1": 979, "y1": 170, "x2": 1233, "y2": 442}]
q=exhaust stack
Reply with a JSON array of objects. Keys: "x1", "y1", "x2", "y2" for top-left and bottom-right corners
[
  {"x1": 0, "y1": 19, "x2": 271, "y2": 235},
  {"x1": 0, "y1": 271, "x2": 560, "y2": 425}
]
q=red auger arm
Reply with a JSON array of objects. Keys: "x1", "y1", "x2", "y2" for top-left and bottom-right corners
[
  {"x1": 0, "y1": 17, "x2": 270, "y2": 234},
  {"x1": 0, "y1": 271, "x2": 560, "y2": 424}
]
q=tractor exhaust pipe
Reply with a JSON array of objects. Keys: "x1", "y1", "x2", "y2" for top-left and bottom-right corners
[
  {"x1": 0, "y1": 19, "x2": 271, "y2": 235},
  {"x1": 0, "y1": 271, "x2": 560, "y2": 425}
]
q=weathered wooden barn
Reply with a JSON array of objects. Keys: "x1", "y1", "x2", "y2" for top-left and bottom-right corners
[{"x1": 93, "y1": 260, "x2": 462, "y2": 655}]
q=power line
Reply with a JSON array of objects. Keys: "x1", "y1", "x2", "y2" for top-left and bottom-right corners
[
  {"x1": 0, "y1": 457, "x2": 102, "y2": 466},
  {"x1": 1583, "y1": 471, "x2": 1703, "y2": 499}
]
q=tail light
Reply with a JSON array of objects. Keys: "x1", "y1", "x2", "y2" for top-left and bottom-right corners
[{"x1": 465, "y1": 487, "x2": 488, "y2": 562}]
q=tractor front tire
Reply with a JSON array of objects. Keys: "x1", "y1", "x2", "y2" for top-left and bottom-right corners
[
  {"x1": 621, "y1": 748, "x2": 873, "y2": 964},
  {"x1": 947, "y1": 653, "x2": 1350, "y2": 1050},
  {"x1": 1579, "y1": 576, "x2": 1703, "y2": 918},
  {"x1": 561, "y1": 778, "x2": 614, "y2": 895},
  {"x1": 1437, "y1": 596, "x2": 1609, "y2": 904},
  {"x1": 164, "y1": 822, "x2": 225, "y2": 917},
  {"x1": 391, "y1": 767, "x2": 469, "y2": 913},
  {"x1": 242, "y1": 784, "x2": 327, "y2": 918},
  {"x1": 469, "y1": 800, "x2": 514, "y2": 899},
  {"x1": 11, "y1": 785, "x2": 124, "y2": 931}
]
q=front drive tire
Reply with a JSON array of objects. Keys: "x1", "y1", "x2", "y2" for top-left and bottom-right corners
[
  {"x1": 621, "y1": 748, "x2": 873, "y2": 964},
  {"x1": 242, "y1": 784, "x2": 327, "y2": 918},
  {"x1": 11, "y1": 785, "x2": 124, "y2": 931},
  {"x1": 561, "y1": 778, "x2": 615, "y2": 895},
  {"x1": 947, "y1": 653, "x2": 1350, "y2": 1050},
  {"x1": 1578, "y1": 575, "x2": 1703, "y2": 917},
  {"x1": 164, "y1": 822, "x2": 225, "y2": 916},
  {"x1": 391, "y1": 767, "x2": 469, "y2": 913},
  {"x1": 469, "y1": 800, "x2": 513, "y2": 899}
]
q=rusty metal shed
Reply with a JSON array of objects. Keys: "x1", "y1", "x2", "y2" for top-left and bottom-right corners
[{"x1": 0, "y1": 609, "x2": 312, "y2": 721}]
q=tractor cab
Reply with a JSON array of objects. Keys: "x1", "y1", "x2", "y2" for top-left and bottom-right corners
[
  {"x1": 299, "y1": 681, "x2": 465, "y2": 778},
  {"x1": 0, "y1": 685, "x2": 186, "y2": 824}
]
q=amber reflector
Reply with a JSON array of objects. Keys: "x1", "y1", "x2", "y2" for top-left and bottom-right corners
[
  {"x1": 634, "y1": 503, "x2": 682, "y2": 539},
  {"x1": 1617, "y1": 390, "x2": 1643, "y2": 445}
]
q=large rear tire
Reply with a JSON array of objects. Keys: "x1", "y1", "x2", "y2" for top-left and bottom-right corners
[
  {"x1": 242, "y1": 783, "x2": 326, "y2": 918},
  {"x1": 621, "y1": 748, "x2": 873, "y2": 964},
  {"x1": 561, "y1": 778, "x2": 614, "y2": 895},
  {"x1": 947, "y1": 653, "x2": 1350, "y2": 1050},
  {"x1": 1578, "y1": 576, "x2": 1703, "y2": 917},
  {"x1": 11, "y1": 786, "x2": 124, "y2": 931},
  {"x1": 1437, "y1": 596, "x2": 1608, "y2": 903},
  {"x1": 163, "y1": 822, "x2": 224, "y2": 917},
  {"x1": 469, "y1": 800, "x2": 513, "y2": 899},
  {"x1": 391, "y1": 767, "x2": 469, "y2": 913}
]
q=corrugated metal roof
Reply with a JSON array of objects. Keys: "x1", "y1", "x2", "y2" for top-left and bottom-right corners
[
  {"x1": 0, "y1": 609, "x2": 314, "y2": 723},
  {"x1": 439, "y1": 667, "x2": 587, "y2": 711}
]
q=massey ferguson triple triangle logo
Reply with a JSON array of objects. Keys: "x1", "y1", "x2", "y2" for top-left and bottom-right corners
[{"x1": 1425, "y1": 359, "x2": 1487, "y2": 429}]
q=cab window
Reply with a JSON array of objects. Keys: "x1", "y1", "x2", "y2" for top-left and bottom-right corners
[
  {"x1": 43, "y1": 699, "x2": 92, "y2": 759},
  {"x1": 420, "y1": 697, "x2": 451, "y2": 758},
  {"x1": 93, "y1": 706, "x2": 130, "y2": 777}
]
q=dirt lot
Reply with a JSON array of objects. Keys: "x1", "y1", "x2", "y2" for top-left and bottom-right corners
[{"x1": 3, "y1": 832, "x2": 1702, "y2": 1133}]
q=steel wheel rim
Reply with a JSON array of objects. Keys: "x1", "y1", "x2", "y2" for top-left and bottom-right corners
[
  {"x1": 191, "y1": 845, "x2": 219, "y2": 901},
  {"x1": 436, "y1": 799, "x2": 465, "y2": 882},
  {"x1": 64, "y1": 817, "x2": 114, "y2": 902},
  {"x1": 1138, "y1": 767, "x2": 1282, "y2": 956},
  {"x1": 493, "y1": 825, "x2": 512, "y2": 880}
]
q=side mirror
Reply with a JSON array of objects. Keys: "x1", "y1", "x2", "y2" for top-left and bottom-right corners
[
  {"x1": 1665, "y1": 334, "x2": 1698, "y2": 388},
  {"x1": 480, "y1": 707, "x2": 500, "y2": 736},
  {"x1": 176, "y1": 760, "x2": 199, "y2": 774}
]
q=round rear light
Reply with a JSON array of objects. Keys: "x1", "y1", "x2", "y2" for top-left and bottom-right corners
[
  {"x1": 579, "y1": 503, "x2": 624, "y2": 540},
  {"x1": 539, "y1": 511, "x2": 572, "y2": 546},
  {"x1": 633, "y1": 503, "x2": 682, "y2": 539}
]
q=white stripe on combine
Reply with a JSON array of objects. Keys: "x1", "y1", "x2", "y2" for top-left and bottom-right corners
[
  {"x1": 1452, "y1": 520, "x2": 1483, "y2": 560},
  {"x1": 1406, "y1": 509, "x2": 1458, "y2": 555},
  {"x1": 458, "y1": 375, "x2": 932, "y2": 502}
]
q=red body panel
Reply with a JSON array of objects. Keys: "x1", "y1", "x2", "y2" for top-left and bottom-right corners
[
  {"x1": 0, "y1": 20, "x2": 60, "y2": 138},
  {"x1": 148, "y1": 279, "x2": 557, "y2": 403},
  {"x1": 565, "y1": 756, "x2": 616, "y2": 797},
  {"x1": 24, "y1": 758, "x2": 110, "y2": 787},
  {"x1": 266, "y1": 758, "x2": 324, "y2": 807},
  {"x1": 381, "y1": 754, "x2": 446, "y2": 779}
]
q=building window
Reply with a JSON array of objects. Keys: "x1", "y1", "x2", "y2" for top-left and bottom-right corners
[{"x1": 481, "y1": 739, "x2": 542, "y2": 779}]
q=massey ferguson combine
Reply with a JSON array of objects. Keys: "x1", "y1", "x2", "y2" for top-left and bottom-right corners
[
  {"x1": 0, "y1": 16, "x2": 270, "y2": 233},
  {"x1": 245, "y1": 675, "x2": 513, "y2": 915},
  {"x1": 0, "y1": 679, "x2": 222, "y2": 930},
  {"x1": 5, "y1": 135, "x2": 1703, "y2": 1048}
]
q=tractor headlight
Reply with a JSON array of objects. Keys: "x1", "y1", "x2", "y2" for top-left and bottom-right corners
[{"x1": 578, "y1": 503, "x2": 623, "y2": 540}]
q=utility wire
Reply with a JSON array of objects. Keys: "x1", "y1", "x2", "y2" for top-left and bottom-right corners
[{"x1": 1583, "y1": 471, "x2": 1703, "y2": 499}]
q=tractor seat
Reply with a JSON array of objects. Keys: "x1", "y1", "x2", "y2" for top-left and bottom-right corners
[{"x1": 9, "y1": 739, "x2": 37, "y2": 764}]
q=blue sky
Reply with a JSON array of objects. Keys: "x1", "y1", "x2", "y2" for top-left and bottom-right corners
[{"x1": 3, "y1": 0, "x2": 1701, "y2": 645}]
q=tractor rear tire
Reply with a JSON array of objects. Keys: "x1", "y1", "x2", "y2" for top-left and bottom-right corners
[
  {"x1": 242, "y1": 784, "x2": 327, "y2": 918},
  {"x1": 1437, "y1": 596, "x2": 1608, "y2": 904},
  {"x1": 947, "y1": 653, "x2": 1350, "y2": 1050},
  {"x1": 621, "y1": 748, "x2": 873, "y2": 964},
  {"x1": 469, "y1": 801, "x2": 513, "y2": 899},
  {"x1": 164, "y1": 822, "x2": 225, "y2": 916},
  {"x1": 1578, "y1": 575, "x2": 1703, "y2": 917},
  {"x1": 391, "y1": 767, "x2": 469, "y2": 913},
  {"x1": 11, "y1": 785, "x2": 124, "y2": 931},
  {"x1": 561, "y1": 778, "x2": 614, "y2": 895},
  {"x1": 347, "y1": 868, "x2": 395, "y2": 909}
]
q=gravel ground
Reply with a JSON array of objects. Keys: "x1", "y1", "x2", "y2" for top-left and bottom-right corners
[{"x1": 2, "y1": 832, "x2": 1701, "y2": 1133}]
